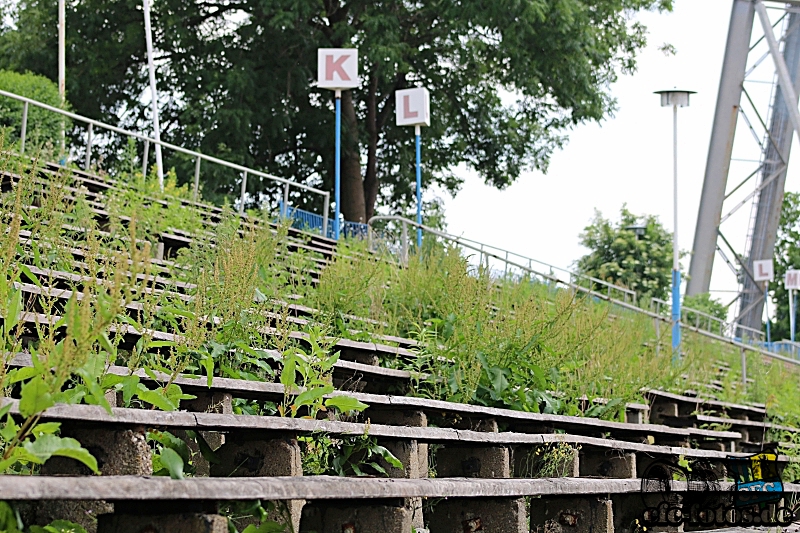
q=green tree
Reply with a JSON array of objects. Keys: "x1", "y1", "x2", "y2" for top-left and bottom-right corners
[
  {"x1": 769, "y1": 192, "x2": 800, "y2": 341},
  {"x1": 0, "y1": 0, "x2": 672, "y2": 217},
  {"x1": 576, "y1": 206, "x2": 674, "y2": 302},
  {"x1": 0, "y1": 70, "x2": 68, "y2": 149}
]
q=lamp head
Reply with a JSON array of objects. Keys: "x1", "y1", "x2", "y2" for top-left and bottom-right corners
[{"x1": 655, "y1": 89, "x2": 696, "y2": 108}]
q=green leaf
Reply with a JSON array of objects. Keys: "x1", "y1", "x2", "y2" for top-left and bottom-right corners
[
  {"x1": 293, "y1": 385, "x2": 334, "y2": 409},
  {"x1": 323, "y1": 396, "x2": 368, "y2": 414},
  {"x1": 148, "y1": 341, "x2": 176, "y2": 349},
  {"x1": 98, "y1": 332, "x2": 117, "y2": 360},
  {"x1": 22, "y1": 434, "x2": 99, "y2": 473},
  {"x1": 280, "y1": 354, "x2": 297, "y2": 391},
  {"x1": 120, "y1": 375, "x2": 140, "y2": 406},
  {"x1": 0, "y1": 501, "x2": 22, "y2": 533},
  {"x1": 372, "y1": 445, "x2": 403, "y2": 469},
  {"x1": 186, "y1": 430, "x2": 221, "y2": 465},
  {"x1": 5, "y1": 366, "x2": 40, "y2": 385},
  {"x1": 241, "y1": 522, "x2": 287, "y2": 533},
  {"x1": 31, "y1": 520, "x2": 88, "y2": 533},
  {"x1": 30, "y1": 422, "x2": 61, "y2": 436},
  {"x1": 158, "y1": 447, "x2": 185, "y2": 480},
  {"x1": 76, "y1": 368, "x2": 112, "y2": 413},
  {"x1": 136, "y1": 387, "x2": 178, "y2": 412},
  {"x1": 19, "y1": 264, "x2": 41, "y2": 288},
  {"x1": 19, "y1": 377, "x2": 55, "y2": 417},
  {"x1": 6, "y1": 285, "x2": 22, "y2": 331},
  {"x1": 148, "y1": 430, "x2": 192, "y2": 465},
  {"x1": 164, "y1": 384, "x2": 196, "y2": 407},
  {"x1": 201, "y1": 352, "x2": 215, "y2": 388},
  {"x1": 0, "y1": 414, "x2": 19, "y2": 443}
]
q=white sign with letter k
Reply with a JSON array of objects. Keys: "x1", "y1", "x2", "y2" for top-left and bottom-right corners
[{"x1": 317, "y1": 49, "x2": 359, "y2": 90}]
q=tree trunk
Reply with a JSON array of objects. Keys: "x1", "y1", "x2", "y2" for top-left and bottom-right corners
[
  {"x1": 363, "y1": 72, "x2": 379, "y2": 222},
  {"x1": 340, "y1": 90, "x2": 366, "y2": 223}
]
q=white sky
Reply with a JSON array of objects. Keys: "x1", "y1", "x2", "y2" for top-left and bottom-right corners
[{"x1": 435, "y1": 0, "x2": 798, "y2": 305}]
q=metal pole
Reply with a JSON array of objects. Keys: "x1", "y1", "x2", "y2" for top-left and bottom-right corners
[
  {"x1": 791, "y1": 288, "x2": 796, "y2": 343},
  {"x1": 756, "y1": 1, "x2": 800, "y2": 140},
  {"x1": 687, "y1": 0, "x2": 754, "y2": 295},
  {"x1": 239, "y1": 171, "x2": 248, "y2": 216},
  {"x1": 322, "y1": 193, "x2": 330, "y2": 237},
  {"x1": 58, "y1": 0, "x2": 66, "y2": 155},
  {"x1": 740, "y1": 347, "x2": 747, "y2": 388},
  {"x1": 84, "y1": 123, "x2": 93, "y2": 170},
  {"x1": 672, "y1": 103, "x2": 682, "y2": 362},
  {"x1": 334, "y1": 90, "x2": 342, "y2": 240},
  {"x1": 193, "y1": 155, "x2": 201, "y2": 202},
  {"x1": 20, "y1": 102, "x2": 28, "y2": 155},
  {"x1": 283, "y1": 182, "x2": 290, "y2": 218},
  {"x1": 401, "y1": 222, "x2": 409, "y2": 266},
  {"x1": 142, "y1": 139, "x2": 149, "y2": 177},
  {"x1": 765, "y1": 282, "x2": 771, "y2": 347},
  {"x1": 415, "y1": 124, "x2": 422, "y2": 251},
  {"x1": 143, "y1": 0, "x2": 164, "y2": 190}
]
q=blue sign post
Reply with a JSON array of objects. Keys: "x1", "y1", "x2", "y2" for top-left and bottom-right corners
[
  {"x1": 415, "y1": 125, "x2": 422, "y2": 249},
  {"x1": 318, "y1": 48, "x2": 359, "y2": 240},
  {"x1": 335, "y1": 91, "x2": 342, "y2": 239},
  {"x1": 396, "y1": 87, "x2": 431, "y2": 253}
]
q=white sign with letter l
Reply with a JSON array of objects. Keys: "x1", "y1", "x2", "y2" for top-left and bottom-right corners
[
  {"x1": 395, "y1": 87, "x2": 431, "y2": 127},
  {"x1": 754, "y1": 259, "x2": 774, "y2": 282}
]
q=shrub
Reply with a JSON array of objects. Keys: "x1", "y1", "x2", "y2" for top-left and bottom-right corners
[{"x1": 0, "y1": 69, "x2": 69, "y2": 149}]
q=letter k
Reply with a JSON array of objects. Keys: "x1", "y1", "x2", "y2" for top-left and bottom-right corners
[{"x1": 326, "y1": 54, "x2": 351, "y2": 81}]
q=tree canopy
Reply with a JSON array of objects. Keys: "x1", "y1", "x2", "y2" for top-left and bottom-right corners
[
  {"x1": 576, "y1": 206, "x2": 674, "y2": 301},
  {"x1": 769, "y1": 191, "x2": 800, "y2": 341},
  {"x1": 0, "y1": 0, "x2": 672, "y2": 219}
]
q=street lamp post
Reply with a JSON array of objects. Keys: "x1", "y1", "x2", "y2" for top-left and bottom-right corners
[{"x1": 655, "y1": 89, "x2": 695, "y2": 363}]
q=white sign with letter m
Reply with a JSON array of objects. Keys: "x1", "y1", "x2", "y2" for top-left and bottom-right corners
[{"x1": 786, "y1": 269, "x2": 800, "y2": 290}]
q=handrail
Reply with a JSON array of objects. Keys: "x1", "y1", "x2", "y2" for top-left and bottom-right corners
[
  {"x1": 0, "y1": 89, "x2": 331, "y2": 235},
  {"x1": 650, "y1": 297, "x2": 765, "y2": 342},
  {"x1": 367, "y1": 215, "x2": 637, "y2": 304},
  {"x1": 367, "y1": 215, "x2": 800, "y2": 367}
]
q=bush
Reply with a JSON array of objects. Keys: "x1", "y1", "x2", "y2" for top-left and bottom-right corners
[{"x1": 0, "y1": 69, "x2": 69, "y2": 149}]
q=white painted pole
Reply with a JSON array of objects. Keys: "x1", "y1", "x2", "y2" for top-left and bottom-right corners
[
  {"x1": 671, "y1": 102, "x2": 682, "y2": 360},
  {"x1": 143, "y1": 0, "x2": 164, "y2": 190},
  {"x1": 58, "y1": 0, "x2": 66, "y2": 154}
]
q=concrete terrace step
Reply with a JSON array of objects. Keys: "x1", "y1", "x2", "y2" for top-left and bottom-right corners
[
  {"x1": 0, "y1": 362, "x2": 743, "y2": 447},
  {"x1": 2, "y1": 475, "x2": 769, "y2": 501}
]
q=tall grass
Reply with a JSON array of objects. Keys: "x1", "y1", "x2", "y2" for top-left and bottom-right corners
[{"x1": 4, "y1": 140, "x2": 800, "y2": 426}]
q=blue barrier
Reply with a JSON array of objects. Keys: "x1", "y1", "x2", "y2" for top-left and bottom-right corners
[
  {"x1": 732, "y1": 338, "x2": 800, "y2": 359},
  {"x1": 278, "y1": 203, "x2": 368, "y2": 240}
]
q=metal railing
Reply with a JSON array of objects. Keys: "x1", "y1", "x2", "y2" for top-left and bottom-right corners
[
  {"x1": 280, "y1": 203, "x2": 368, "y2": 239},
  {"x1": 650, "y1": 297, "x2": 766, "y2": 342},
  {"x1": 366, "y1": 215, "x2": 800, "y2": 369},
  {"x1": 367, "y1": 215, "x2": 637, "y2": 304},
  {"x1": 2, "y1": 89, "x2": 331, "y2": 236}
]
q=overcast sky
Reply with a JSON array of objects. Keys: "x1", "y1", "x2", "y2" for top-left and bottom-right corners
[{"x1": 435, "y1": 0, "x2": 796, "y2": 306}]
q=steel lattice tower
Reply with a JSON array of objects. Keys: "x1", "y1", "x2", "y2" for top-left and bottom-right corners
[{"x1": 688, "y1": 0, "x2": 800, "y2": 337}]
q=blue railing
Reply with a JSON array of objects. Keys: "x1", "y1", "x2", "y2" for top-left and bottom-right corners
[
  {"x1": 278, "y1": 203, "x2": 368, "y2": 239},
  {"x1": 730, "y1": 338, "x2": 800, "y2": 359}
]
